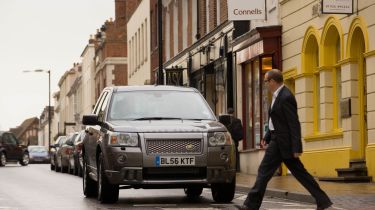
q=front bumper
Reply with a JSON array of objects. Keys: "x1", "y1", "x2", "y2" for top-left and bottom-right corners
[
  {"x1": 103, "y1": 143, "x2": 236, "y2": 186},
  {"x1": 105, "y1": 166, "x2": 236, "y2": 186}
]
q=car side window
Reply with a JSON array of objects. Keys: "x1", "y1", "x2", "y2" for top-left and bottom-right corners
[
  {"x1": 96, "y1": 92, "x2": 109, "y2": 122},
  {"x1": 93, "y1": 91, "x2": 108, "y2": 115},
  {"x1": 3, "y1": 134, "x2": 17, "y2": 145}
]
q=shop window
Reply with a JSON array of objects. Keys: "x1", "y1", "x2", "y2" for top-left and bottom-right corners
[{"x1": 243, "y1": 57, "x2": 273, "y2": 149}]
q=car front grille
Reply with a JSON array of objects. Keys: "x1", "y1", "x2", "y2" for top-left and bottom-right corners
[
  {"x1": 146, "y1": 139, "x2": 202, "y2": 155},
  {"x1": 143, "y1": 167, "x2": 206, "y2": 180}
]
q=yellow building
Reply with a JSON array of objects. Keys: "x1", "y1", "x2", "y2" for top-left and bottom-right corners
[{"x1": 281, "y1": 0, "x2": 375, "y2": 179}]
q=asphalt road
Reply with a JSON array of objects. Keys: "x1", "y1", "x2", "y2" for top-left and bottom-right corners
[{"x1": 0, "y1": 163, "x2": 325, "y2": 210}]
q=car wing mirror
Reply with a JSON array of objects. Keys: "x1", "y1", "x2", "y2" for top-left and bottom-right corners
[{"x1": 82, "y1": 114, "x2": 100, "y2": 125}]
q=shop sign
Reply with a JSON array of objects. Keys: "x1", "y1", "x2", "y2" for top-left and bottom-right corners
[
  {"x1": 165, "y1": 68, "x2": 183, "y2": 86},
  {"x1": 227, "y1": 0, "x2": 265, "y2": 20},
  {"x1": 322, "y1": 0, "x2": 353, "y2": 14},
  {"x1": 236, "y1": 41, "x2": 264, "y2": 64}
]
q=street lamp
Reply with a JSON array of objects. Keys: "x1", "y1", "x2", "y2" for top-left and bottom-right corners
[{"x1": 23, "y1": 69, "x2": 51, "y2": 151}]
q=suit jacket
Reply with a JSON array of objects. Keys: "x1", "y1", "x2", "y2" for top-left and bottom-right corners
[{"x1": 264, "y1": 86, "x2": 302, "y2": 159}]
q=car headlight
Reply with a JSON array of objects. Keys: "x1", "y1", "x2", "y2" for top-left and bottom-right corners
[
  {"x1": 109, "y1": 132, "x2": 139, "y2": 147},
  {"x1": 208, "y1": 132, "x2": 233, "y2": 146}
]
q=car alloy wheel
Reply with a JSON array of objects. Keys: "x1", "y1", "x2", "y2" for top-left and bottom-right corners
[
  {"x1": 0, "y1": 152, "x2": 6, "y2": 166},
  {"x1": 20, "y1": 153, "x2": 29, "y2": 166}
]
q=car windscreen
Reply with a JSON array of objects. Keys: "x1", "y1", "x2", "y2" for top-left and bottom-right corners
[
  {"x1": 108, "y1": 90, "x2": 215, "y2": 121},
  {"x1": 28, "y1": 146, "x2": 48, "y2": 153}
]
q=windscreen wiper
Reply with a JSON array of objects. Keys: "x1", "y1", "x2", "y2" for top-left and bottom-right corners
[{"x1": 133, "y1": 117, "x2": 183, "y2": 120}]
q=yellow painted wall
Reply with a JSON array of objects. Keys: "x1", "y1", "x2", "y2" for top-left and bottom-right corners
[
  {"x1": 366, "y1": 144, "x2": 375, "y2": 177},
  {"x1": 300, "y1": 148, "x2": 351, "y2": 177}
]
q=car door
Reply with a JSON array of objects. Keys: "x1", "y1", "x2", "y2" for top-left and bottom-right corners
[
  {"x1": 2, "y1": 133, "x2": 19, "y2": 160},
  {"x1": 86, "y1": 90, "x2": 110, "y2": 169}
]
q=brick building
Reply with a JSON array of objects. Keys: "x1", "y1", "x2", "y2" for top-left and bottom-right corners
[
  {"x1": 10, "y1": 117, "x2": 39, "y2": 146},
  {"x1": 93, "y1": 0, "x2": 139, "y2": 99}
]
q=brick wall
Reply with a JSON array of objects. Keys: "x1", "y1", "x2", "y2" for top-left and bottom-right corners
[
  {"x1": 198, "y1": 0, "x2": 207, "y2": 38},
  {"x1": 220, "y1": 0, "x2": 228, "y2": 24},
  {"x1": 113, "y1": 64, "x2": 128, "y2": 85},
  {"x1": 187, "y1": 0, "x2": 193, "y2": 46},
  {"x1": 209, "y1": 0, "x2": 217, "y2": 32},
  {"x1": 169, "y1": 2, "x2": 174, "y2": 57},
  {"x1": 178, "y1": 0, "x2": 183, "y2": 53}
]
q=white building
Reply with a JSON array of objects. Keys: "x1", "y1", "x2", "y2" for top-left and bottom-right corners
[{"x1": 127, "y1": 0, "x2": 151, "y2": 85}]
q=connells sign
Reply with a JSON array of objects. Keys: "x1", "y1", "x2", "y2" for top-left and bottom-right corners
[{"x1": 227, "y1": 0, "x2": 265, "y2": 20}]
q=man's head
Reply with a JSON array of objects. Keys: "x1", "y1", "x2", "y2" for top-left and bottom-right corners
[
  {"x1": 264, "y1": 69, "x2": 283, "y2": 93},
  {"x1": 228, "y1": 107, "x2": 234, "y2": 115}
]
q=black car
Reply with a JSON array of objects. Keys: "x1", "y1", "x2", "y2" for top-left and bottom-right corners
[{"x1": 0, "y1": 131, "x2": 29, "y2": 166}]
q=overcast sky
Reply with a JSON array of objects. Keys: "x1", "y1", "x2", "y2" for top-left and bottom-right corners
[{"x1": 0, "y1": 0, "x2": 115, "y2": 131}]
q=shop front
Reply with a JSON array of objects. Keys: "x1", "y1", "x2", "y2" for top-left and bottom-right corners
[{"x1": 233, "y1": 26, "x2": 282, "y2": 175}]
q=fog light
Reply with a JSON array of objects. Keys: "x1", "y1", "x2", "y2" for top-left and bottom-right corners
[
  {"x1": 220, "y1": 152, "x2": 228, "y2": 160},
  {"x1": 117, "y1": 154, "x2": 127, "y2": 164}
]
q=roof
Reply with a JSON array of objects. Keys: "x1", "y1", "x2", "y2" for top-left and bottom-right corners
[
  {"x1": 112, "y1": 85, "x2": 198, "y2": 92},
  {"x1": 11, "y1": 117, "x2": 39, "y2": 138}
]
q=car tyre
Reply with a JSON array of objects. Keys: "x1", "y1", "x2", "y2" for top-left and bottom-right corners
[
  {"x1": 54, "y1": 157, "x2": 60, "y2": 172},
  {"x1": 50, "y1": 159, "x2": 55, "y2": 170},
  {"x1": 19, "y1": 152, "x2": 29, "y2": 166},
  {"x1": 83, "y1": 154, "x2": 97, "y2": 197},
  {"x1": 97, "y1": 152, "x2": 119, "y2": 203},
  {"x1": 211, "y1": 177, "x2": 236, "y2": 203},
  {"x1": 0, "y1": 152, "x2": 6, "y2": 166},
  {"x1": 184, "y1": 186, "x2": 203, "y2": 199}
]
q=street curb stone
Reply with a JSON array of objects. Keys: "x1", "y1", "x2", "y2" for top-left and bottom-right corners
[{"x1": 236, "y1": 185, "x2": 316, "y2": 204}]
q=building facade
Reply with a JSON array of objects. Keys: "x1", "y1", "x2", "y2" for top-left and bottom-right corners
[
  {"x1": 10, "y1": 117, "x2": 39, "y2": 146},
  {"x1": 38, "y1": 106, "x2": 55, "y2": 147},
  {"x1": 127, "y1": 0, "x2": 151, "y2": 85},
  {"x1": 57, "y1": 65, "x2": 79, "y2": 135},
  {"x1": 280, "y1": 0, "x2": 375, "y2": 178},
  {"x1": 81, "y1": 38, "x2": 96, "y2": 115}
]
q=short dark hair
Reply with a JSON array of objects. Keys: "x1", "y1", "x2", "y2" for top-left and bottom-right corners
[
  {"x1": 266, "y1": 69, "x2": 283, "y2": 84},
  {"x1": 228, "y1": 108, "x2": 234, "y2": 114}
]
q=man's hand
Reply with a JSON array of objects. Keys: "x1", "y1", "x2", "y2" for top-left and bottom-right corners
[
  {"x1": 260, "y1": 139, "x2": 267, "y2": 148},
  {"x1": 293, "y1": 153, "x2": 302, "y2": 158}
]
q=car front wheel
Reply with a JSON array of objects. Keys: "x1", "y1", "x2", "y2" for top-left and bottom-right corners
[
  {"x1": 211, "y1": 177, "x2": 236, "y2": 203},
  {"x1": 97, "y1": 152, "x2": 119, "y2": 203},
  {"x1": 0, "y1": 152, "x2": 6, "y2": 166},
  {"x1": 83, "y1": 154, "x2": 97, "y2": 197},
  {"x1": 19, "y1": 152, "x2": 29, "y2": 166}
]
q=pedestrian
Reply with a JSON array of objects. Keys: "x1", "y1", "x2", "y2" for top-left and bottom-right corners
[
  {"x1": 227, "y1": 107, "x2": 243, "y2": 171},
  {"x1": 237, "y1": 69, "x2": 333, "y2": 210}
]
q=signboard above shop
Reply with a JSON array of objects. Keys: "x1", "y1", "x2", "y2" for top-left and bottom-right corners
[
  {"x1": 227, "y1": 0, "x2": 265, "y2": 20},
  {"x1": 322, "y1": 0, "x2": 353, "y2": 14}
]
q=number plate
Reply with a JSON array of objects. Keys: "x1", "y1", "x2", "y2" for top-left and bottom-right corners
[{"x1": 155, "y1": 156, "x2": 195, "y2": 166}]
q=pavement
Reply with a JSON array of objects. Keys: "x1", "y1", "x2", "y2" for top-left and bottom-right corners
[{"x1": 235, "y1": 172, "x2": 375, "y2": 210}]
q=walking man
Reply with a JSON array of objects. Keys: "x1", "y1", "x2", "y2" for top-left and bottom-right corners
[{"x1": 238, "y1": 69, "x2": 332, "y2": 210}]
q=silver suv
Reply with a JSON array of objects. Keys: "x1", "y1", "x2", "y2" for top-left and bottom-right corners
[{"x1": 82, "y1": 86, "x2": 236, "y2": 203}]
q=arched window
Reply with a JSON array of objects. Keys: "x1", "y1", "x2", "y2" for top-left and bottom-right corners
[
  {"x1": 321, "y1": 17, "x2": 344, "y2": 132},
  {"x1": 301, "y1": 27, "x2": 320, "y2": 135}
]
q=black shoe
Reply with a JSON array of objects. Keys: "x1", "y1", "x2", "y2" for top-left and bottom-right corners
[
  {"x1": 234, "y1": 204, "x2": 254, "y2": 210},
  {"x1": 316, "y1": 202, "x2": 333, "y2": 210}
]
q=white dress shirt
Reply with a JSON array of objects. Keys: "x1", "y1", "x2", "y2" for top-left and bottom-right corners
[{"x1": 268, "y1": 85, "x2": 284, "y2": 131}]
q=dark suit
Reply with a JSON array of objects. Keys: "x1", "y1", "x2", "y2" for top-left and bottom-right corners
[{"x1": 243, "y1": 86, "x2": 332, "y2": 210}]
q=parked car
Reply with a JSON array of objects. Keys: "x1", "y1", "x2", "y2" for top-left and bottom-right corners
[
  {"x1": 82, "y1": 86, "x2": 236, "y2": 203},
  {"x1": 0, "y1": 131, "x2": 29, "y2": 166},
  {"x1": 50, "y1": 135, "x2": 66, "y2": 171},
  {"x1": 28, "y1": 145, "x2": 50, "y2": 163},
  {"x1": 68, "y1": 130, "x2": 85, "y2": 176},
  {"x1": 56, "y1": 132, "x2": 77, "y2": 173}
]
